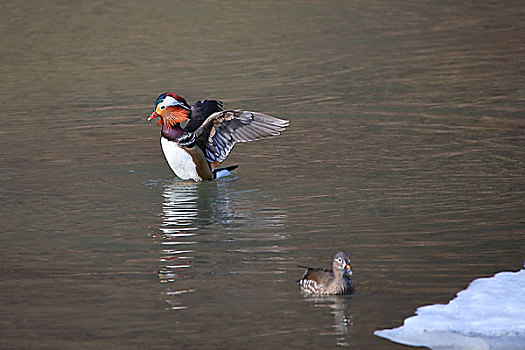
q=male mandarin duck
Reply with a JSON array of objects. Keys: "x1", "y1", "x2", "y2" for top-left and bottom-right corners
[
  {"x1": 147, "y1": 92, "x2": 289, "y2": 181},
  {"x1": 298, "y1": 252, "x2": 355, "y2": 295}
]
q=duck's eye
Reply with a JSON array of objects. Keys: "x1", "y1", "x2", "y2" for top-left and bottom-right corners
[
  {"x1": 160, "y1": 105, "x2": 166, "y2": 110},
  {"x1": 337, "y1": 258, "x2": 343, "y2": 263}
]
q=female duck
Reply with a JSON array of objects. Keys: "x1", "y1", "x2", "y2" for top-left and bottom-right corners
[{"x1": 298, "y1": 252, "x2": 355, "y2": 295}]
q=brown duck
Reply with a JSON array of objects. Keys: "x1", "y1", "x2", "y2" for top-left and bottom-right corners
[{"x1": 298, "y1": 252, "x2": 355, "y2": 295}]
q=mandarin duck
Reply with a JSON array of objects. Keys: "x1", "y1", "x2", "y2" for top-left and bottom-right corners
[
  {"x1": 298, "y1": 252, "x2": 355, "y2": 295},
  {"x1": 147, "y1": 92, "x2": 289, "y2": 181}
]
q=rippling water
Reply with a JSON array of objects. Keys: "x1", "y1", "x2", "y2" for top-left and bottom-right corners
[{"x1": 1, "y1": 0, "x2": 524, "y2": 349}]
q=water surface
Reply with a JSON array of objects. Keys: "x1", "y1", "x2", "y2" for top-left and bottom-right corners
[{"x1": 1, "y1": 1, "x2": 524, "y2": 349}]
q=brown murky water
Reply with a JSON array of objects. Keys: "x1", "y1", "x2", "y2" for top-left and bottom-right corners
[{"x1": 1, "y1": 1, "x2": 524, "y2": 349}]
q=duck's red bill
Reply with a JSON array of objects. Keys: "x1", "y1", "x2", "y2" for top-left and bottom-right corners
[{"x1": 147, "y1": 111, "x2": 160, "y2": 121}]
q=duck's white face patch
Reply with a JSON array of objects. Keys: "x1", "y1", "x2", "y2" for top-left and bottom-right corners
[
  {"x1": 159, "y1": 95, "x2": 177, "y2": 109},
  {"x1": 156, "y1": 95, "x2": 179, "y2": 114}
]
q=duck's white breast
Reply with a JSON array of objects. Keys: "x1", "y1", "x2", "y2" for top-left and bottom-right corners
[{"x1": 160, "y1": 137, "x2": 202, "y2": 181}]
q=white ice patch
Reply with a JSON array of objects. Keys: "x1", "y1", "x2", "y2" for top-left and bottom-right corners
[
  {"x1": 161, "y1": 137, "x2": 201, "y2": 181},
  {"x1": 375, "y1": 268, "x2": 525, "y2": 350}
]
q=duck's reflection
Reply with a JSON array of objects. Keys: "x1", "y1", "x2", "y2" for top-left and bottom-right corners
[
  {"x1": 153, "y1": 178, "x2": 288, "y2": 310},
  {"x1": 156, "y1": 181, "x2": 200, "y2": 310},
  {"x1": 303, "y1": 295, "x2": 354, "y2": 346}
]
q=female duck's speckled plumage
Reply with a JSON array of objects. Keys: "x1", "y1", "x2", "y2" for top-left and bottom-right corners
[
  {"x1": 147, "y1": 92, "x2": 289, "y2": 181},
  {"x1": 298, "y1": 252, "x2": 355, "y2": 295}
]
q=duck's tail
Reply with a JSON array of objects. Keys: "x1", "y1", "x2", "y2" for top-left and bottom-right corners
[{"x1": 213, "y1": 165, "x2": 239, "y2": 179}]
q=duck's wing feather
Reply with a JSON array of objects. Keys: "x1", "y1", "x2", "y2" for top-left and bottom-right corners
[
  {"x1": 184, "y1": 100, "x2": 224, "y2": 132},
  {"x1": 298, "y1": 267, "x2": 333, "y2": 284},
  {"x1": 194, "y1": 109, "x2": 289, "y2": 163}
]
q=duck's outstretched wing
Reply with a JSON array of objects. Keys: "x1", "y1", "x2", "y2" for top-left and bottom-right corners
[{"x1": 194, "y1": 109, "x2": 289, "y2": 164}]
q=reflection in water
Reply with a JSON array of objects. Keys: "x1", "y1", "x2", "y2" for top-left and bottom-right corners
[
  {"x1": 157, "y1": 182, "x2": 199, "y2": 310},
  {"x1": 153, "y1": 178, "x2": 288, "y2": 310},
  {"x1": 303, "y1": 295, "x2": 354, "y2": 347}
]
